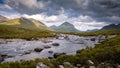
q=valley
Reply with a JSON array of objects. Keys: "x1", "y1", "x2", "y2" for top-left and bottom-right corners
[{"x1": 0, "y1": 15, "x2": 120, "y2": 68}]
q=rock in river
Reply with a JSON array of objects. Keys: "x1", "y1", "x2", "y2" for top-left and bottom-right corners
[
  {"x1": 48, "y1": 50, "x2": 53, "y2": 54},
  {"x1": 52, "y1": 43, "x2": 60, "y2": 46},
  {"x1": 0, "y1": 56, "x2": 4, "y2": 63},
  {"x1": 44, "y1": 45, "x2": 51, "y2": 49},
  {"x1": 53, "y1": 53, "x2": 66, "y2": 58},
  {"x1": 34, "y1": 48, "x2": 43, "y2": 52}
]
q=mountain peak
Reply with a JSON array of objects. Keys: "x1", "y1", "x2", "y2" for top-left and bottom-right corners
[{"x1": 61, "y1": 22, "x2": 74, "y2": 27}]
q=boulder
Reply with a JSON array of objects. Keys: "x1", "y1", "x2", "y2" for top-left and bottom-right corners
[
  {"x1": 63, "y1": 62, "x2": 73, "y2": 68},
  {"x1": 76, "y1": 64, "x2": 82, "y2": 67},
  {"x1": 0, "y1": 56, "x2": 4, "y2": 63},
  {"x1": 88, "y1": 60, "x2": 94, "y2": 65},
  {"x1": 52, "y1": 43, "x2": 60, "y2": 46},
  {"x1": 53, "y1": 53, "x2": 66, "y2": 58},
  {"x1": 36, "y1": 62, "x2": 49, "y2": 68},
  {"x1": 48, "y1": 57, "x2": 53, "y2": 59},
  {"x1": 34, "y1": 48, "x2": 43, "y2": 52},
  {"x1": 59, "y1": 65, "x2": 64, "y2": 68},
  {"x1": 48, "y1": 51, "x2": 53, "y2": 54},
  {"x1": 90, "y1": 38, "x2": 96, "y2": 41},
  {"x1": 44, "y1": 46, "x2": 51, "y2": 49},
  {"x1": 24, "y1": 50, "x2": 31, "y2": 54},
  {"x1": 76, "y1": 50, "x2": 82, "y2": 54}
]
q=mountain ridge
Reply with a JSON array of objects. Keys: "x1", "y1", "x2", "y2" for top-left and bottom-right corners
[{"x1": 101, "y1": 23, "x2": 120, "y2": 30}]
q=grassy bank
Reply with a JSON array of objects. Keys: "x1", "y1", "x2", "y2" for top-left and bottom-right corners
[{"x1": 59, "y1": 30, "x2": 120, "y2": 36}]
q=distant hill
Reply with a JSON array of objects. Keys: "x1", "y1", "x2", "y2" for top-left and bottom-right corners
[
  {"x1": 86, "y1": 29, "x2": 99, "y2": 32},
  {"x1": 0, "y1": 15, "x2": 8, "y2": 22},
  {"x1": 101, "y1": 24, "x2": 120, "y2": 30},
  {"x1": 50, "y1": 25, "x2": 57, "y2": 29},
  {"x1": 0, "y1": 17, "x2": 55, "y2": 39},
  {"x1": 50, "y1": 22, "x2": 79, "y2": 32}
]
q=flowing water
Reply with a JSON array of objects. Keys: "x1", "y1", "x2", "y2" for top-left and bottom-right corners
[{"x1": 0, "y1": 34, "x2": 116, "y2": 62}]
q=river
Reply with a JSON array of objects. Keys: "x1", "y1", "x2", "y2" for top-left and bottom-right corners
[{"x1": 0, "y1": 34, "x2": 116, "y2": 62}]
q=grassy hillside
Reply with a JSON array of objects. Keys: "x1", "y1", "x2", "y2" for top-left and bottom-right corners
[
  {"x1": 0, "y1": 18, "x2": 55, "y2": 39},
  {"x1": 0, "y1": 25, "x2": 55, "y2": 39}
]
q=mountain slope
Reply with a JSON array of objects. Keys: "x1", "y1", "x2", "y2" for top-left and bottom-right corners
[
  {"x1": 50, "y1": 22, "x2": 79, "y2": 32},
  {"x1": 101, "y1": 24, "x2": 120, "y2": 30},
  {"x1": 0, "y1": 15, "x2": 8, "y2": 22},
  {"x1": 50, "y1": 25, "x2": 57, "y2": 29},
  {"x1": 0, "y1": 17, "x2": 55, "y2": 39},
  {"x1": 0, "y1": 17, "x2": 52, "y2": 31}
]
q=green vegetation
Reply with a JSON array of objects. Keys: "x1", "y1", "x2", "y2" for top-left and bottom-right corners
[{"x1": 59, "y1": 30, "x2": 120, "y2": 36}]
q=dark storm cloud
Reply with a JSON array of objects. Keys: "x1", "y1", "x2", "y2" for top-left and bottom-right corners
[{"x1": 3, "y1": 0, "x2": 120, "y2": 24}]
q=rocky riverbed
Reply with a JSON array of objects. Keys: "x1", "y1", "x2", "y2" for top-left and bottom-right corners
[{"x1": 0, "y1": 34, "x2": 116, "y2": 62}]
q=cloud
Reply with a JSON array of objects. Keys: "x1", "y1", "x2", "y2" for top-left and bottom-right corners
[{"x1": 2, "y1": 0, "x2": 120, "y2": 24}]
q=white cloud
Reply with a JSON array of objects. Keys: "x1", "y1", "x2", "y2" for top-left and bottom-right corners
[{"x1": 22, "y1": 12, "x2": 68, "y2": 26}]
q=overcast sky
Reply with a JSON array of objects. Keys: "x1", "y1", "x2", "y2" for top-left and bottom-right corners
[{"x1": 0, "y1": 0, "x2": 120, "y2": 31}]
